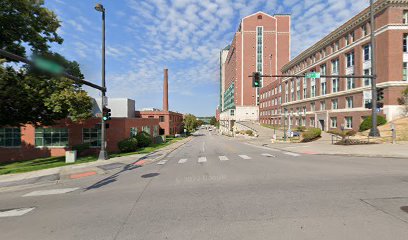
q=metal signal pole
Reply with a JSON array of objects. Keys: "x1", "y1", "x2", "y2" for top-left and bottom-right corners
[{"x1": 369, "y1": 0, "x2": 380, "y2": 137}]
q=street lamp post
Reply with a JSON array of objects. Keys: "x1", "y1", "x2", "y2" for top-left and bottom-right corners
[
  {"x1": 95, "y1": 3, "x2": 108, "y2": 160},
  {"x1": 369, "y1": 0, "x2": 380, "y2": 137}
]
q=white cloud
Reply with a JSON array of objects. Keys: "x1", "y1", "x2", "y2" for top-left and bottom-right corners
[{"x1": 66, "y1": 19, "x2": 85, "y2": 32}]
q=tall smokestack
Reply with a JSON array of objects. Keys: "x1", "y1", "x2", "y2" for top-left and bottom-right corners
[{"x1": 163, "y1": 68, "x2": 169, "y2": 112}]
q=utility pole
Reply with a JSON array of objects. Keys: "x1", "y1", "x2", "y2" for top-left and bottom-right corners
[
  {"x1": 95, "y1": 3, "x2": 108, "y2": 160},
  {"x1": 369, "y1": 0, "x2": 380, "y2": 137}
]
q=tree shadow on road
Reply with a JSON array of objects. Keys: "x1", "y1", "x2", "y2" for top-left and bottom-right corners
[{"x1": 83, "y1": 163, "x2": 141, "y2": 191}]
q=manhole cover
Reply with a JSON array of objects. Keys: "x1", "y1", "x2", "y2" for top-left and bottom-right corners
[
  {"x1": 401, "y1": 206, "x2": 408, "y2": 214},
  {"x1": 141, "y1": 173, "x2": 159, "y2": 178}
]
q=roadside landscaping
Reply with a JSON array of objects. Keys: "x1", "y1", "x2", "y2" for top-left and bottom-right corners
[{"x1": 0, "y1": 136, "x2": 184, "y2": 175}]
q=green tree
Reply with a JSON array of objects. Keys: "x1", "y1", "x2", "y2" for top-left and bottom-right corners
[
  {"x1": 183, "y1": 114, "x2": 198, "y2": 133},
  {"x1": 0, "y1": 0, "x2": 93, "y2": 127},
  {"x1": 397, "y1": 87, "x2": 408, "y2": 116},
  {"x1": 209, "y1": 116, "x2": 217, "y2": 126}
]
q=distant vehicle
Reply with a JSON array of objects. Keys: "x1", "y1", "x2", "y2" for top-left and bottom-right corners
[
  {"x1": 209, "y1": 129, "x2": 212, "y2": 131},
  {"x1": 175, "y1": 134, "x2": 181, "y2": 137},
  {"x1": 292, "y1": 132, "x2": 300, "y2": 137}
]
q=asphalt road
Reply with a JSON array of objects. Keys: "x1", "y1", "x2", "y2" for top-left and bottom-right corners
[{"x1": 1, "y1": 129, "x2": 408, "y2": 239}]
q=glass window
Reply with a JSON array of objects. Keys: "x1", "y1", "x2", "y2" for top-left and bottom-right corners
[
  {"x1": 332, "y1": 59, "x2": 339, "y2": 73},
  {"x1": 332, "y1": 99, "x2": 338, "y2": 109},
  {"x1": 363, "y1": 44, "x2": 371, "y2": 61},
  {"x1": 346, "y1": 52, "x2": 355, "y2": 68},
  {"x1": 159, "y1": 116, "x2": 165, "y2": 122},
  {"x1": 362, "y1": 24, "x2": 367, "y2": 36},
  {"x1": 347, "y1": 77, "x2": 355, "y2": 90},
  {"x1": 0, "y1": 128, "x2": 21, "y2": 147},
  {"x1": 404, "y1": 62, "x2": 408, "y2": 81},
  {"x1": 310, "y1": 102, "x2": 315, "y2": 111},
  {"x1": 332, "y1": 78, "x2": 339, "y2": 93},
  {"x1": 35, "y1": 128, "x2": 68, "y2": 147},
  {"x1": 142, "y1": 126, "x2": 151, "y2": 135},
  {"x1": 346, "y1": 97, "x2": 354, "y2": 108},
  {"x1": 83, "y1": 127, "x2": 101, "y2": 147},
  {"x1": 320, "y1": 101, "x2": 326, "y2": 110},
  {"x1": 331, "y1": 117, "x2": 337, "y2": 128},
  {"x1": 364, "y1": 68, "x2": 372, "y2": 86},
  {"x1": 345, "y1": 117, "x2": 353, "y2": 129},
  {"x1": 130, "y1": 127, "x2": 138, "y2": 137},
  {"x1": 404, "y1": 34, "x2": 408, "y2": 53},
  {"x1": 310, "y1": 117, "x2": 315, "y2": 127},
  {"x1": 403, "y1": 10, "x2": 408, "y2": 24}
]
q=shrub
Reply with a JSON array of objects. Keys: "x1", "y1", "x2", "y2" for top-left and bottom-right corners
[
  {"x1": 135, "y1": 132, "x2": 152, "y2": 147},
  {"x1": 296, "y1": 126, "x2": 306, "y2": 132},
  {"x1": 359, "y1": 116, "x2": 387, "y2": 132},
  {"x1": 118, "y1": 137, "x2": 138, "y2": 153},
  {"x1": 328, "y1": 129, "x2": 356, "y2": 138},
  {"x1": 71, "y1": 143, "x2": 91, "y2": 156},
  {"x1": 245, "y1": 130, "x2": 253, "y2": 136},
  {"x1": 301, "y1": 128, "x2": 322, "y2": 142}
]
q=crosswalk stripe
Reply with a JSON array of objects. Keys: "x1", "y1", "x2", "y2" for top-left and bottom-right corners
[
  {"x1": 239, "y1": 155, "x2": 251, "y2": 160},
  {"x1": 178, "y1": 159, "x2": 187, "y2": 164},
  {"x1": 198, "y1": 157, "x2": 207, "y2": 163},
  {"x1": 219, "y1": 156, "x2": 229, "y2": 161},
  {"x1": 0, "y1": 207, "x2": 35, "y2": 218},
  {"x1": 261, "y1": 153, "x2": 276, "y2": 158},
  {"x1": 284, "y1": 152, "x2": 300, "y2": 157},
  {"x1": 23, "y1": 188, "x2": 79, "y2": 197},
  {"x1": 157, "y1": 160, "x2": 168, "y2": 165}
]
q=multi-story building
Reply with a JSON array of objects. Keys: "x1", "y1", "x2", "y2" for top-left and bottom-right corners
[
  {"x1": 260, "y1": 0, "x2": 408, "y2": 132},
  {"x1": 219, "y1": 11, "x2": 290, "y2": 134}
]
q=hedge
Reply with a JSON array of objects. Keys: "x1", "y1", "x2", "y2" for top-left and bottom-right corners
[
  {"x1": 301, "y1": 128, "x2": 322, "y2": 142},
  {"x1": 359, "y1": 116, "x2": 387, "y2": 132},
  {"x1": 118, "y1": 137, "x2": 138, "y2": 153},
  {"x1": 135, "y1": 132, "x2": 152, "y2": 147}
]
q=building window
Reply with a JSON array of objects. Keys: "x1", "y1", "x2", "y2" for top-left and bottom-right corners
[
  {"x1": 310, "y1": 102, "x2": 315, "y2": 111},
  {"x1": 404, "y1": 34, "x2": 408, "y2": 53},
  {"x1": 334, "y1": 41, "x2": 339, "y2": 52},
  {"x1": 332, "y1": 99, "x2": 338, "y2": 109},
  {"x1": 83, "y1": 127, "x2": 101, "y2": 147},
  {"x1": 130, "y1": 127, "x2": 138, "y2": 137},
  {"x1": 330, "y1": 117, "x2": 337, "y2": 128},
  {"x1": 0, "y1": 128, "x2": 21, "y2": 147},
  {"x1": 311, "y1": 79, "x2": 316, "y2": 97},
  {"x1": 362, "y1": 24, "x2": 367, "y2": 36},
  {"x1": 142, "y1": 126, "x2": 151, "y2": 135},
  {"x1": 332, "y1": 78, "x2": 339, "y2": 93},
  {"x1": 404, "y1": 62, "x2": 408, "y2": 81},
  {"x1": 320, "y1": 101, "x2": 326, "y2": 111},
  {"x1": 35, "y1": 128, "x2": 68, "y2": 147},
  {"x1": 153, "y1": 126, "x2": 159, "y2": 137},
  {"x1": 346, "y1": 51, "x2": 355, "y2": 68},
  {"x1": 159, "y1": 116, "x2": 165, "y2": 122},
  {"x1": 310, "y1": 117, "x2": 316, "y2": 127},
  {"x1": 349, "y1": 32, "x2": 354, "y2": 43},
  {"x1": 364, "y1": 68, "x2": 372, "y2": 86},
  {"x1": 346, "y1": 96, "x2": 354, "y2": 108},
  {"x1": 303, "y1": 79, "x2": 307, "y2": 98},
  {"x1": 403, "y1": 10, "x2": 408, "y2": 24},
  {"x1": 345, "y1": 117, "x2": 353, "y2": 129},
  {"x1": 347, "y1": 77, "x2": 355, "y2": 90},
  {"x1": 332, "y1": 59, "x2": 339, "y2": 74},
  {"x1": 363, "y1": 44, "x2": 371, "y2": 61}
]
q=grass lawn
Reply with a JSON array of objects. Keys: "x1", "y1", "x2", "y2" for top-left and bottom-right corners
[{"x1": 0, "y1": 137, "x2": 185, "y2": 175}]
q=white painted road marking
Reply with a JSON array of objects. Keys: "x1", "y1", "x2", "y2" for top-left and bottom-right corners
[
  {"x1": 23, "y1": 188, "x2": 79, "y2": 197},
  {"x1": 157, "y1": 160, "x2": 168, "y2": 165},
  {"x1": 0, "y1": 207, "x2": 35, "y2": 218},
  {"x1": 239, "y1": 155, "x2": 251, "y2": 160},
  {"x1": 198, "y1": 157, "x2": 207, "y2": 163},
  {"x1": 284, "y1": 152, "x2": 301, "y2": 157},
  {"x1": 178, "y1": 159, "x2": 187, "y2": 164},
  {"x1": 219, "y1": 156, "x2": 229, "y2": 161},
  {"x1": 262, "y1": 153, "x2": 276, "y2": 158},
  {"x1": 243, "y1": 143, "x2": 281, "y2": 152}
]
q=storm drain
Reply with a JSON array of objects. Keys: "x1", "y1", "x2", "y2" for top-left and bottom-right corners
[{"x1": 401, "y1": 206, "x2": 408, "y2": 214}]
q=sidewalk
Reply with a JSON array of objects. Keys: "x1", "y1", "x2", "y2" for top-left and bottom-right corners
[
  {"x1": 240, "y1": 125, "x2": 408, "y2": 158},
  {"x1": 0, "y1": 136, "x2": 192, "y2": 189}
]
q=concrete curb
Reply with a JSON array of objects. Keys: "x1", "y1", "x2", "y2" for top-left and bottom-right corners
[
  {"x1": 0, "y1": 137, "x2": 193, "y2": 189},
  {"x1": 245, "y1": 141, "x2": 408, "y2": 159}
]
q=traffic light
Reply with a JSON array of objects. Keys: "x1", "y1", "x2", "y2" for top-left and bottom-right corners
[
  {"x1": 102, "y1": 107, "x2": 111, "y2": 121},
  {"x1": 377, "y1": 88, "x2": 385, "y2": 102},
  {"x1": 252, "y1": 72, "x2": 261, "y2": 88}
]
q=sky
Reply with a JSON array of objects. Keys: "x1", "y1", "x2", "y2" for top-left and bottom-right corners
[{"x1": 45, "y1": 0, "x2": 370, "y2": 116}]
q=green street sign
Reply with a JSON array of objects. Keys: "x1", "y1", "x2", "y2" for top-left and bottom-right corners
[
  {"x1": 305, "y1": 72, "x2": 321, "y2": 79},
  {"x1": 33, "y1": 58, "x2": 64, "y2": 74}
]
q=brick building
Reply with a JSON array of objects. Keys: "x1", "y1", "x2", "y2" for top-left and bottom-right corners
[
  {"x1": 260, "y1": 0, "x2": 408, "y2": 132},
  {"x1": 136, "y1": 69, "x2": 183, "y2": 135},
  {"x1": 219, "y1": 11, "x2": 290, "y2": 134}
]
